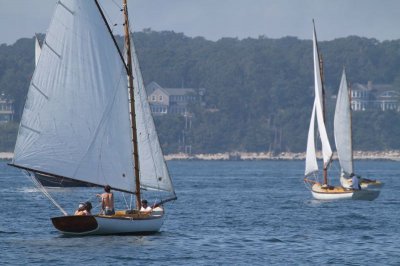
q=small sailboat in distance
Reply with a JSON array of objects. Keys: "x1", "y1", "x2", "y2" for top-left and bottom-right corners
[
  {"x1": 303, "y1": 21, "x2": 379, "y2": 201},
  {"x1": 10, "y1": 0, "x2": 176, "y2": 235},
  {"x1": 335, "y1": 70, "x2": 384, "y2": 189}
]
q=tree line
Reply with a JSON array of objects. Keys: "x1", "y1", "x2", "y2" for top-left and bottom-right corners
[{"x1": 1, "y1": 30, "x2": 400, "y2": 153}]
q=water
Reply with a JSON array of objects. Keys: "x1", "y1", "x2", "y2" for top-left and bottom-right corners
[{"x1": 0, "y1": 160, "x2": 399, "y2": 265}]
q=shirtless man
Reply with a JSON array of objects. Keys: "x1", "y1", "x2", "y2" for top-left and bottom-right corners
[{"x1": 97, "y1": 185, "x2": 115, "y2": 215}]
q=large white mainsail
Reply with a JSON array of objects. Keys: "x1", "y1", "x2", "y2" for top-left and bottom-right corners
[
  {"x1": 130, "y1": 36, "x2": 175, "y2": 195},
  {"x1": 12, "y1": 0, "x2": 135, "y2": 193},
  {"x1": 334, "y1": 70, "x2": 353, "y2": 175},
  {"x1": 312, "y1": 22, "x2": 333, "y2": 167}
]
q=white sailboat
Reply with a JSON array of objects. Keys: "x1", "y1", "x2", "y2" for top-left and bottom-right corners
[
  {"x1": 335, "y1": 70, "x2": 383, "y2": 189},
  {"x1": 10, "y1": 0, "x2": 176, "y2": 235},
  {"x1": 303, "y1": 22, "x2": 379, "y2": 201}
]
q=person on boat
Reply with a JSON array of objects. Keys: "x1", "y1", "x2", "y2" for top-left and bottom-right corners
[
  {"x1": 140, "y1": 199, "x2": 152, "y2": 213},
  {"x1": 351, "y1": 173, "x2": 361, "y2": 190},
  {"x1": 84, "y1": 201, "x2": 93, "y2": 215},
  {"x1": 97, "y1": 185, "x2": 115, "y2": 215},
  {"x1": 74, "y1": 203, "x2": 89, "y2": 216}
]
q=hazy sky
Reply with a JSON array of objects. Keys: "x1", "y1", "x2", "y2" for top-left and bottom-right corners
[{"x1": 0, "y1": 0, "x2": 400, "y2": 45}]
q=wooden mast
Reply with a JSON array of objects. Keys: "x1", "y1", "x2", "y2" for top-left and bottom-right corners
[{"x1": 122, "y1": 0, "x2": 141, "y2": 210}]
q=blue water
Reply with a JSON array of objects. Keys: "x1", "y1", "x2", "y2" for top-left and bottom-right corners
[{"x1": 0, "y1": 160, "x2": 399, "y2": 265}]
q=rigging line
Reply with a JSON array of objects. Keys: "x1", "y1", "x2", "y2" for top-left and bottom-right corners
[
  {"x1": 94, "y1": 0, "x2": 128, "y2": 74},
  {"x1": 23, "y1": 171, "x2": 68, "y2": 216},
  {"x1": 122, "y1": 192, "x2": 129, "y2": 209},
  {"x1": 97, "y1": 0, "x2": 121, "y2": 33}
]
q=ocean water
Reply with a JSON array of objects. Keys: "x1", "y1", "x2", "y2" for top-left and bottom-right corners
[{"x1": 0, "y1": 159, "x2": 399, "y2": 265}]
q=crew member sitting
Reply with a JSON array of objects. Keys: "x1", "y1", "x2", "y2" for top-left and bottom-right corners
[
  {"x1": 75, "y1": 203, "x2": 89, "y2": 216},
  {"x1": 140, "y1": 199, "x2": 152, "y2": 213},
  {"x1": 351, "y1": 173, "x2": 361, "y2": 190}
]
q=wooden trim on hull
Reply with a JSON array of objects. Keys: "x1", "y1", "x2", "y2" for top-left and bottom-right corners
[
  {"x1": 52, "y1": 216, "x2": 99, "y2": 234},
  {"x1": 51, "y1": 213, "x2": 164, "y2": 235}
]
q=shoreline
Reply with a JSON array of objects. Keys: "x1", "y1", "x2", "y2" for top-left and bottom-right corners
[
  {"x1": 2, "y1": 151, "x2": 400, "y2": 161},
  {"x1": 164, "y1": 151, "x2": 400, "y2": 161}
]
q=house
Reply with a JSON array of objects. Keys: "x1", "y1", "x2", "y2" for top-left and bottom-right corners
[
  {"x1": 146, "y1": 81, "x2": 205, "y2": 115},
  {"x1": 0, "y1": 96, "x2": 14, "y2": 122},
  {"x1": 350, "y1": 81, "x2": 400, "y2": 111}
]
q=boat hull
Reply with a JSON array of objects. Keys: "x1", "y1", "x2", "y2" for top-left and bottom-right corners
[
  {"x1": 311, "y1": 183, "x2": 380, "y2": 201},
  {"x1": 51, "y1": 209, "x2": 164, "y2": 235}
]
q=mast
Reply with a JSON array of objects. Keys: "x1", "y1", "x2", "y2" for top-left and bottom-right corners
[{"x1": 123, "y1": 0, "x2": 141, "y2": 210}]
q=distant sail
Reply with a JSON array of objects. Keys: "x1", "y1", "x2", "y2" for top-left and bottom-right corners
[
  {"x1": 35, "y1": 35, "x2": 41, "y2": 66},
  {"x1": 12, "y1": 1, "x2": 135, "y2": 193},
  {"x1": 334, "y1": 70, "x2": 353, "y2": 175}
]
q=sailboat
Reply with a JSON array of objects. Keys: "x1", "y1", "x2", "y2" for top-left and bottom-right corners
[
  {"x1": 303, "y1": 22, "x2": 379, "y2": 201},
  {"x1": 335, "y1": 71, "x2": 384, "y2": 189},
  {"x1": 10, "y1": 0, "x2": 177, "y2": 235}
]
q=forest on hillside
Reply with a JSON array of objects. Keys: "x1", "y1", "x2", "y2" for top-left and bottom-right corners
[{"x1": 1, "y1": 30, "x2": 400, "y2": 153}]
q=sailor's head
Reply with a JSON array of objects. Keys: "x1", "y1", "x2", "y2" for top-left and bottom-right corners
[
  {"x1": 78, "y1": 203, "x2": 85, "y2": 211},
  {"x1": 141, "y1": 199, "x2": 148, "y2": 207},
  {"x1": 85, "y1": 201, "x2": 92, "y2": 211},
  {"x1": 104, "y1": 185, "x2": 111, "y2": 193},
  {"x1": 350, "y1": 173, "x2": 355, "y2": 177}
]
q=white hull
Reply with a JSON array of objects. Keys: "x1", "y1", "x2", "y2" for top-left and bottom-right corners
[
  {"x1": 311, "y1": 189, "x2": 353, "y2": 200},
  {"x1": 311, "y1": 184, "x2": 380, "y2": 201},
  {"x1": 52, "y1": 208, "x2": 164, "y2": 236}
]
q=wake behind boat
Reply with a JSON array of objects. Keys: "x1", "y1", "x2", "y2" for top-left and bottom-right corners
[
  {"x1": 10, "y1": 0, "x2": 176, "y2": 235},
  {"x1": 303, "y1": 21, "x2": 379, "y2": 201}
]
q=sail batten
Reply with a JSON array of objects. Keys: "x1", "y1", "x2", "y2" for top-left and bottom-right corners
[{"x1": 334, "y1": 70, "x2": 353, "y2": 175}]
